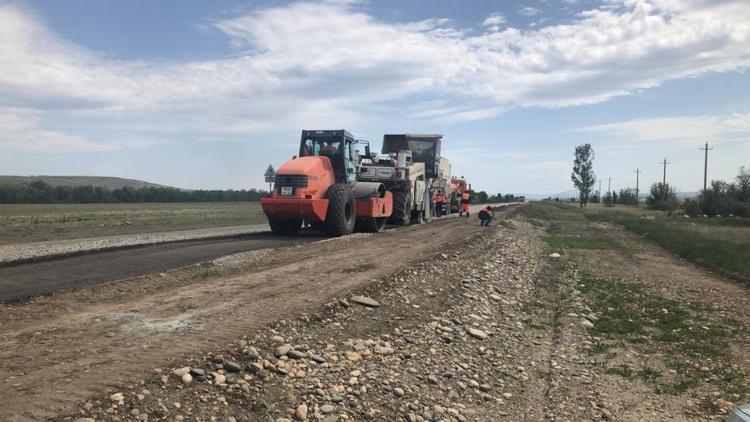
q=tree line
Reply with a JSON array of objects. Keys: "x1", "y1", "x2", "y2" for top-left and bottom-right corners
[
  {"x1": 470, "y1": 191, "x2": 522, "y2": 203},
  {"x1": 0, "y1": 181, "x2": 268, "y2": 204},
  {"x1": 566, "y1": 143, "x2": 750, "y2": 217}
]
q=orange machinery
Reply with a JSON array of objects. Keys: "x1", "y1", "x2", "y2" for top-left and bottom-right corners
[{"x1": 261, "y1": 130, "x2": 393, "y2": 236}]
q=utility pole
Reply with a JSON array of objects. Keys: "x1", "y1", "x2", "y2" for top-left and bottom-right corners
[
  {"x1": 700, "y1": 142, "x2": 713, "y2": 191},
  {"x1": 660, "y1": 158, "x2": 669, "y2": 196},
  {"x1": 598, "y1": 180, "x2": 602, "y2": 198},
  {"x1": 607, "y1": 177, "x2": 611, "y2": 194},
  {"x1": 634, "y1": 168, "x2": 640, "y2": 199}
]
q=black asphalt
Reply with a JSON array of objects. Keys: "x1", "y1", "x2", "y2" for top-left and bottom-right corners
[{"x1": 0, "y1": 233, "x2": 324, "y2": 303}]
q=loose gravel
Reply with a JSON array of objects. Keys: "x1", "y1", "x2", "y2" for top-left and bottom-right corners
[{"x1": 60, "y1": 216, "x2": 554, "y2": 422}]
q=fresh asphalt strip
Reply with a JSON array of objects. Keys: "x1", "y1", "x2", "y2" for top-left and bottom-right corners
[{"x1": 0, "y1": 232, "x2": 324, "y2": 303}]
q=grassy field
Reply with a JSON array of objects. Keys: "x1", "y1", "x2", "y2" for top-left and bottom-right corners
[
  {"x1": 0, "y1": 202, "x2": 266, "y2": 245},
  {"x1": 522, "y1": 202, "x2": 749, "y2": 405},
  {"x1": 526, "y1": 202, "x2": 750, "y2": 284},
  {"x1": 584, "y1": 204, "x2": 750, "y2": 283}
]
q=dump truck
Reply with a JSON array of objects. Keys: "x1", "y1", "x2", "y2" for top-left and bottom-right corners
[
  {"x1": 358, "y1": 134, "x2": 452, "y2": 223},
  {"x1": 260, "y1": 130, "x2": 393, "y2": 236}
]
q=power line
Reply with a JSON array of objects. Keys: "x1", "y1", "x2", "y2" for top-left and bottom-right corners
[
  {"x1": 659, "y1": 157, "x2": 669, "y2": 195},
  {"x1": 634, "y1": 168, "x2": 640, "y2": 198},
  {"x1": 699, "y1": 142, "x2": 713, "y2": 191}
]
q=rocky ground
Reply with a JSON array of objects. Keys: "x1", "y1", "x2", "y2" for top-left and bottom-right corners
[
  {"x1": 57, "y1": 216, "x2": 558, "y2": 422},
  {"x1": 9, "y1": 203, "x2": 746, "y2": 421}
]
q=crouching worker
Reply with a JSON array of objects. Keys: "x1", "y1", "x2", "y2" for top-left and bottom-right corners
[{"x1": 478, "y1": 206, "x2": 494, "y2": 226}]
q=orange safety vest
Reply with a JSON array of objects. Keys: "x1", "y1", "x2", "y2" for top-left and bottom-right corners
[{"x1": 435, "y1": 194, "x2": 446, "y2": 203}]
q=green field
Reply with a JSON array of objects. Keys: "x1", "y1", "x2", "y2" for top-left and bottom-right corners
[
  {"x1": 525, "y1": 202, "x2": 750, "y2": 284},
  {"x1": 0, "y1": 202, "x2": 266, "y2": 245},
  {"x1": 0, "y1": 175, "x2": 173, "y2": 189}
]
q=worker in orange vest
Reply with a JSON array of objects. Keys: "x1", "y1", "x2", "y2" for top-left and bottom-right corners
[
  {"x1": 434, "y1": 190, "x2": 446, "y2": 217},
  {"x1": 460, "y1": 192, "x2": 470, "y2": 217}
]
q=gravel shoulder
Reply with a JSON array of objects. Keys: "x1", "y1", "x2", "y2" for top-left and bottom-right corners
[
  {"x1": 0, "y1": 224, "x2": 270, "y2": 265},
  {"x1": 0, "y1": 211, "x2": 510, "y2": 421}
]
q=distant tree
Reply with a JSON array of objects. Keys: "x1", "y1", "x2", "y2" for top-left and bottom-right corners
[
  {"x1": 646, "y1": 182, "x2": 679, "y2": 210},
  {"x1": 590, "y1": 191, "x2": 601, "y2": 204},
  {"x1": 736, "y1": 166, "x2": 750, "y2": 202},
  {"x1": 571, "y1": 144, "x2": 596, "y2": 207},
  {"x1": 697, "y1": 180, "x2": 732, "y2": 216},
  {"x1": 618, "y1": 188, "x2": 639, "y2": 206},
  {"x1": 472, "y1": 190, "x2": 489, "y2": 203}
]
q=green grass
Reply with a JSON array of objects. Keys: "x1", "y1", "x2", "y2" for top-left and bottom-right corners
[
  {"x1": 521, "y1": 202, "x2": 749, "y2": 400},
  {"x1": 0, "y1": 202, "x2": 266, "y2": 244},
  {"x1": 578, "y1": 273, "x2": 745, "y2": 398},
  {"x1": 199, "y1": 263, "x2": 218, "y2": 278},
  {"x1": 584, "y1": 209, "x2": 750, "y2": 284},
  {"x1": 524, "y1": 202, "x2": 750, "y2": 285},
  {"x1": 522, "y1": 203, "x2": 630, "y2": 252},
  {"x1": 578, "y1": 274, "x2": 735, "y2": 359}
]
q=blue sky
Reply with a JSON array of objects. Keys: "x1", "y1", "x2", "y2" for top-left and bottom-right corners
[{"x1": 1, "y1": 0, "x2": 749, "y2": 195}]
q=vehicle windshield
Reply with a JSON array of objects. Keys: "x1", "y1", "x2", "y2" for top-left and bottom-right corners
[{"x1": 301, "y1": 136, "x2": 342, "y2": 157}]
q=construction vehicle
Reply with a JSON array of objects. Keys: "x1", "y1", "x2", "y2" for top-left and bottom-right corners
[
  {"x1": 260, "y1": 130, "x2": 393, "y2": 236},
  {"x1": 358, "y1": 134, "x2": 452, "y2": 224},
  {"x1": 450, "y1": 176, "x2": 470, "y2": 214}
]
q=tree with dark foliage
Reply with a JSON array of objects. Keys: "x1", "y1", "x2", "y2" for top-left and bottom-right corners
[{"x1": 571, "y1": 144, "x2": 596, "y2": 207}]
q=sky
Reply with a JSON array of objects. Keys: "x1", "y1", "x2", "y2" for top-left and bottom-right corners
[{"x1": 1, "y1": 0, "x2": 749, "y2": 196}]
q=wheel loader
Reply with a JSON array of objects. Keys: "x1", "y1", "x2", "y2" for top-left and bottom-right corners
[{"x1": 260, "y1": 130, "x2": 393, "y2": 236}]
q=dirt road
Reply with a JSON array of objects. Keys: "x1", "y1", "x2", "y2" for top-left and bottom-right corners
[
  {"x1": 0, "y1": 233, "x2": 323, "y2": 302},
  {"x1": 0, "y1": 212, "x2": 508, "y2": 421}
]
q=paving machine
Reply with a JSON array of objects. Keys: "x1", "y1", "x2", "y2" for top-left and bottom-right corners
[
  {"x1": 358, "y1": 134, "x2": 452, "y2": 224},
  {"x1": 261, "y1": 130, "x2": 393, "y2": 236}
]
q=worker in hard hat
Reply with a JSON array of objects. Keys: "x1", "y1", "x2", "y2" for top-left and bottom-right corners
[
  {"x1": 460, "y1": 192, "x2": 470, "y2": 217},
  {"x1": 478, "y1": 205, "x2": 494, "y2": 226},
  {"x1": 434, "y1": 190, "x2": 446, "y2": 217}
]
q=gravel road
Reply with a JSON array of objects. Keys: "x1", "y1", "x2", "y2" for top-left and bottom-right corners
[{"x1": 1, "y1": 209, "x2": 516, "y2": 421}]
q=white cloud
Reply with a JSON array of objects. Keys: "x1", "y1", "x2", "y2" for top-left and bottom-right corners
[
  {"x1": 519, "y1": 7, "x2": 543, "y2": 17},
  {"x1": 1, "y1": 0, "x2": 750, "y2": 154},
  {"x1": 572, "y1": 112, "x2": 750, "y2": 144},
  {"x1": 482, "y1": 13, "x2": 506, "y2": 32},
  {"x1": 0, "y1": 108, "x2": 157, "y2": 153}
]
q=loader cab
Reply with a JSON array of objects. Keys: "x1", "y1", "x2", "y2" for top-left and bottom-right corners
[{"x1": 299, "y1": 130, "x2": 357, "y2": 184}]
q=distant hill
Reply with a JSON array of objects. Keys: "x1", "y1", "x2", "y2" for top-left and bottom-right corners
[{"x1": 0, "y1": 176, "x2": 175, "y2": 190}]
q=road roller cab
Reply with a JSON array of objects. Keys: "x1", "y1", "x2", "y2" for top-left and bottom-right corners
[{"x1": 261, "y1": 130, "x2": 393, "y2": 236}]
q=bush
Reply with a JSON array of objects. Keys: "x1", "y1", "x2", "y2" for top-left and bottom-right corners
[
  {"x1": 603, "y1": 192, "x2": 615, "y2": 207},
  {"x1": 730, "y1": 200, "x2": 750, "y2": 218},
  {"x1": 698, "y1": 181, "x2": 732, "y2": 216},
  {"x1": 683, "y1": 198, "x2": 700, "y2": 217},
  {"x1": 647, "y1": 183, "x2": 680, "y2": 211},
  {"x1": 618, "y1": 188, "x2": 639, "y2": 206}
]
